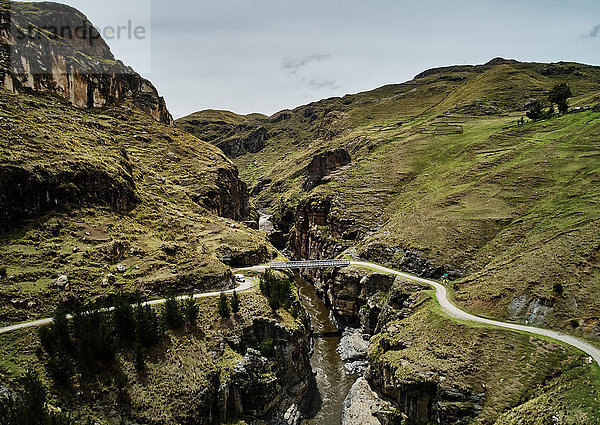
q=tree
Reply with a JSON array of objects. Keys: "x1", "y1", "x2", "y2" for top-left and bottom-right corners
[
  {"x1": 218, "y1": 293, "x2": 230, "y2": 318},
  {"x1": 113, "y1": 295, "x2": 135, "y2": 341},
  {"x1": 526, "y1": 100, "x2": 544, "y2": 121},
  {"x1": 548, "y1": 83, "x2": 572, "y2": 114},
  {"x1": 135, "y1": 303, "x2": 162, "y2": 347},
  {"x1": 230, "y1": 291, "x2": 240, "y2": 314},
  {"x1": 45, "y1": 349, "x2": 74, "y2": 384},
  {"x1": 134, "y1": 339, "x2": 145, "y2": 372},
  {"x1": 259, "y1": 269, "x2": 293, "y2": 312},
  {"x1": 162, "y1": 295, "x2": 183, "y2": 329},
  {"x1": 183, "y1": 294, "x2": 199, "y2": 325}
]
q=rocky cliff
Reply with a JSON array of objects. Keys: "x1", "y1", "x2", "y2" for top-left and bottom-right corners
[
  {"x1": 0, "y1": 1, "x2": 172, "y2": 124},
  {"x1": 216, "y1": 317, "x2": 315, "y2": 424},
  {"x1": 0, "y1": 65, "x2": 273, "y2": 326}
]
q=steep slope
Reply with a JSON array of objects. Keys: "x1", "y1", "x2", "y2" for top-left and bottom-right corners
[
  {"x1": 0, "y1": 2, "x2": 277, "y2": 327},
  {"x1": 0, "y1": 1, "x2": 172, "y2": 124},
  {"x1": 179, "y1": 59, "x2": 600, "y2": 339}
]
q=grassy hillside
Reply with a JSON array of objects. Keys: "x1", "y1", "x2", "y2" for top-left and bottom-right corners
[
  {"x1": 0, "y1": 88, "x2": 276, "y2": 327},
  {"x1": 178, "y1": 59, "x2": 600, "y2": 338}
]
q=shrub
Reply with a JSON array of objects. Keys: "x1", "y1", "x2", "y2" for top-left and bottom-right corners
[
  {"x1": 553, "y1": 283, "x2": 564, "y2": 295},
  {"x1": 230, "y1": 291, "x2": 240, "y2": 314},
  {"x1": 113, "y1": 296, "x2": 135, "y2": 341},
  {"x1": 135, "y1": 303, "x2": 163, "y2": 347},
  {"x1": 218, "y1": 293, "x2": 230, "y2": 318},
  {"x1": 46, "y1": 349, "x2": 74, "y2": 384},
  {"x1": 182, "y1": 295, "x2": 199, "y2": 325},
  {"x1": 526, "y1": 100, "x2": 545, "y2": 121},
  {"x1": 259, "y1": 269, "x2": 293, "y2": 311},
  {"x1": 162, "y1": 295, "x2": 183, "y2": 329},
  {"x1": 0, "y1": 370, "x2": 75, "y2": 425},
  {"x1": 134, "y1": 339, "x2": 145, "y2": 372},
  {"x1": 257, "y1": 339, "x2": 275, "y2": 357}
]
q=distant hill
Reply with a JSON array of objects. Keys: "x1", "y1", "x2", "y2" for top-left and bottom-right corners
[{"x1": 179, "y1": 58, "x2": 600, "y2": 336}]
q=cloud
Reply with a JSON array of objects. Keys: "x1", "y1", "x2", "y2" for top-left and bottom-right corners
[
  {"x1": 281, "y1": 53, "x2": 330, "y2": 74},
  {"x1": 306, "y1": 78, "x2": 340, "y2": 90},
  {"x1": 582, "y1": 24, "x2": 600, "y2": 38}
]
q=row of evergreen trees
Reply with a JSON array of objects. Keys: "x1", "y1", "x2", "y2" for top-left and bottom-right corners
[
  {"x1": 218, "y1": 291, "x2": 240, "y2": 317},
  {"x1": 38, "y1": 294, "x2": 200, "y2": 381},
  {"x1": 258, "y1": 269, "x2": 303, "y2": 318}
]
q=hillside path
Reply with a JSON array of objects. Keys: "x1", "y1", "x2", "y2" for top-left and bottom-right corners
[
  {"x1": 0, "y1": 277, "x2": 257, "y2": 335},
  {"x1": 351, "y1": 261, "x2": 600, "y2": 366},
  {"x1": 1, "y1": 262, "x2": 599, "y2": 369}
]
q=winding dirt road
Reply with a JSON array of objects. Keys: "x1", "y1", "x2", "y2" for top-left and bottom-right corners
[
  {"x1": 351, "y1": 261, "x2": 600, "y2": 366},
  {"x1": 0, "y1": 277, "x2": 257, "y2": 335},
  {"x1": 1, "y1": 262, "x2": 599, "y2": 369}
]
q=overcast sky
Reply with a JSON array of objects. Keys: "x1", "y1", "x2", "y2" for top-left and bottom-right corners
[{"x1": 19, "y1": 0, "x2": 600, "y2": 118}]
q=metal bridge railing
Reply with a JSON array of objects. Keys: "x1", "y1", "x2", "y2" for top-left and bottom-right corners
[{"x1": 268, "y1": 259, "x2": 350, "y2": 270}]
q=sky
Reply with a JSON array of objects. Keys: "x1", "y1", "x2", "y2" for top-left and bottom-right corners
[{"x1": 18, "y1": 0, "x2": 600, "y2": 118}]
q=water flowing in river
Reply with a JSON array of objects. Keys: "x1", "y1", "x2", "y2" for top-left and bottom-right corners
[{"x1": 296, "y1": 276, "x2": 356, "y2": 424}]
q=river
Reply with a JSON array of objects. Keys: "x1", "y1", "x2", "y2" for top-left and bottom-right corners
[{"x1": 296, "y1": 276, "x2": 356, "y2": 425}]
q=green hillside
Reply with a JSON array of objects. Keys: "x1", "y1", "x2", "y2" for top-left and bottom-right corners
[
  {"x1": 0, "y1": 88, "x2": 275, "y2": 326},
  {"x1": 178, "y1": 58, "x2": 600, "y2": 337}
]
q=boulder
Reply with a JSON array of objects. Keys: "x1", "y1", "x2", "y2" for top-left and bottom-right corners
[{"x1": 55, "y1": 275, "x2": 68, "y2": 288}]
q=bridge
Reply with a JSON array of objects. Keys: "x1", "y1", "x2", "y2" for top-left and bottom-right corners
[{"x1": 269, "y1": 259, "x2": 350, "y2": 270}]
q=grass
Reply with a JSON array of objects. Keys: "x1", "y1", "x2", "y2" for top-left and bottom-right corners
[
  {"x1": 368, "y1": 280, "x2": 600, "y2": 423},
  {"x1": 179, "y1": 63, "x2": 600, "y2": 338},
  {"x1": 0, "y1": 88, "x2": 277, "y2": 326},
  {"x1": 0, "y1": 287, "x2": 304, "y2": 424}
]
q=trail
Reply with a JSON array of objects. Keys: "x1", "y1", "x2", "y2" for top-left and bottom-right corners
[
  {"x1": 2, "y1": 261, "x2": 599, "y2": 369},
  {"x1": 0, "y1": 277, "x2": 257, "y2": 335},
  {"x1": 351, "y1": 261, "x2": 600, "y2": 366}
]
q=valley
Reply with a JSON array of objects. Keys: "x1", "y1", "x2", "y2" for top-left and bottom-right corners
[{"x1": 1, "y1": 0, "x2": 600, "y2": 423}]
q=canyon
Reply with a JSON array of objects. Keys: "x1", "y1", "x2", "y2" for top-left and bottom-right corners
[{"x1": 1, "y1": 0, "x2": 600, "y2": 423}]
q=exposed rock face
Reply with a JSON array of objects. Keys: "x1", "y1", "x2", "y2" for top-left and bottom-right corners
[
  {"x1": 216, "y1": 318, "x2": 315, "y2": 424},
  {"x1": 0, "y1": 2, "x2": 173, "y2": 124},
  {"x1": 215, "y1": 124, "x2": 269, "y2": 158},
  {"x1": 360, "y1": 242, "x2": 461, "y2": 280},
  {"x1": 303, "y1": 266, "x2": 395, "y2": 329},
  {"x1": 289, "y1": 196, "x2": 356, "y2": 260},
  {"x1": 341, "y1": 377, "x2": 399, "y2": 425},
  {"x1": 0, "y1": 162, "x2": 136, "y2": 229},
  {"x1": 193, "y1": 166, "x2": 251, "y2": 221},
  {"x1": 304, "y1": 148, "x2": 351, "y2": 190},
  {"x1": 507, "y1": 295, "x2": 554, "y2": 325}
]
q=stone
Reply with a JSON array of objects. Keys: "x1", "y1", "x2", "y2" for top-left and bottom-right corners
[
  {"x1": 161, "y1": 243, "x2": 180, "y2": 255},
  {"x1": 116, "y1": 264, "x2": 127, "y2": 273},
  {"x1": 55, "y1": 275, "x2": 68, "y2": 288},
  {"x1": 341, "y1": 377, "x2": 396, "y2": 425},
  {"x1": 166, "y1": 151, "x2": 181, "y2": 162},
  {"x1": 106, "y1": 273, "x2": 116, "y2": 284},
  {"x1": 304, "y1": 148, "x2": 351, "y2": 190},
  {"x1": 338, "y1": 328, "x2": 369, "y2": 362}
]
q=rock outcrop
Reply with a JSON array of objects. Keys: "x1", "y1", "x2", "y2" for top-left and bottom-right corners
[
  {"x1": 0, "y1": 161, "x2": 136, "y2": 229},
  {"x1": 341, "y1": 377, "x2": 399, "y2": 425},
  {"x1": 215, "y1": 318, "x2": 315, "y2": 424},
  {"x1": 0, "y1": 2, "x2": 173, "y2": 124},
  {"x1": 215, "y1": 124, "x2": 269, "y2": 158},
  {"x1": 303, "y1": 266, "x2": 395, "y2": 329},
  {"x1": 194, "y1": 166, "x2": 251, "y2": 221},
  {"x1": 304, "y1": 148, "x2": 351, "y2": 190}
]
